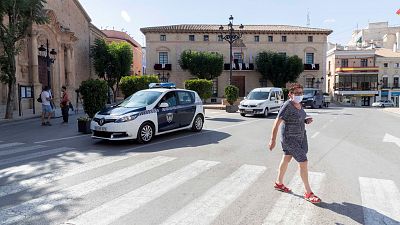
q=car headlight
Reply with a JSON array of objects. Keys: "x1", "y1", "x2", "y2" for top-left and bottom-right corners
[{"x1": 115, "y1": 114, "x2": 138, "y2": 123}]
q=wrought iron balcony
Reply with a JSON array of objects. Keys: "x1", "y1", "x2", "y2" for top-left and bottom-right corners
[
  {"x1": 304, "y1": 64, "x2": 319, "y2": 70},
  {"x1": 154, "y1": 64, "x2": 172, "y2": 70},
  {"x1": 223, "y1": 63, "x2": 254, "y2": 71}
]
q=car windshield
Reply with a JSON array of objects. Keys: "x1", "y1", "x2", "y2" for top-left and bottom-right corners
[
  {"x1": 304, "y1": 90, "x2": 316, "y2": 97},
  {"x1": 118, "y1": 90, "x2": 162, "y2": 108},
  {"x1": 247, "y1": 91, "x2": 269, "y2": 100}
]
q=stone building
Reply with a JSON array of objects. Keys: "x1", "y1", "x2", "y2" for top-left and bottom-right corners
[
  {"x1": 0, "y1": 0, "x2": 104, "y2": 115},
  {"x1": 141, "y1": 24, "x2": 332, "y2": 101},
  {"x1": 102, "y1": 30, "x2": 143, "y2": 76}
]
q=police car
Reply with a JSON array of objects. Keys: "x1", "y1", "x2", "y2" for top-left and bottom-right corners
[{"x1": 90, "y1": 83, "x2": 204, "y2": 143}]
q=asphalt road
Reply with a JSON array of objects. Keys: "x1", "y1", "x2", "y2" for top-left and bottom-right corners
[{"x1": 0, "y1": 106, "x2": 399, "y2": 225}]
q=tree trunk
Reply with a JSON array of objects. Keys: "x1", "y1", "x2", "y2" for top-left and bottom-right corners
[{"x1": 5, "y1": 56, "x2": 16, "y2": 119}]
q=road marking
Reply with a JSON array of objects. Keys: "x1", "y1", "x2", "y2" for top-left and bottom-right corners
[
  {"x1": 67, "y1": 160, "x2": 219, "y2": 225},
  {"x1": 34, "y1": 134, "x2": 92, "y2": 144},
  {"x1": 120, "y1": 119, "x2": 262, "y2": 153},
  {"x1": 0, "y1": 147, "x2": 74, "y2": 167},
  {"x1": 161, "y1": 164, "x2": 266, "y2": 225},
  {"x1": 0, "y1": 145, "x2": 46, "y2": 157},
  {"x1": 359, "y1": 177, "x2": 400, "y2": 225},
  {"x1": 0, "y1": 142, "x2": 24, "y2": 149},
  {"x1": 0, "y1": 152, "x2": 139, "y2": 197},
  {"x1": 383, "y1": 133, "x2": 400, "y2": 148},
  {"x1": 311, "y1": 132, "x2": 320, "y2": 139},
  {"x1": 262, "y1": 172, "x2": 325, "y2": 225},
  {"x1": 0, "y1": 156, "x2": 176, "y2": 225}
]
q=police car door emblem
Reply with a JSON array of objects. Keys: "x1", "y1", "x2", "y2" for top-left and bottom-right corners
[{"x1": 166, "y1": 113, "x2": 173, "y2": 123}]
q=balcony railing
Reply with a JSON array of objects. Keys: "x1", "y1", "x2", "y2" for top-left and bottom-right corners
[
  {"x1": 304, "y1": 64, "x2": 319, "y2": 70},
  {"x1": 392, "y1": 83, "x2": 399, "y2": 89},
  {"x1": 223, "y1": 63, "x2": 254, "y2": 71},
  {"x1": 154, "y1": 64, "x2": 172, "y2": 70},
  {"x1": 335, "y1": 66, "x2": 379, "y2": 73},
  {"x1": 381, "y1": 83, "x2": 400, "y2": 89}
]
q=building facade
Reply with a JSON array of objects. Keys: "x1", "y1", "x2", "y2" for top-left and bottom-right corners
[
  {"x1": 141, "y1": 25, "x2": 332, "y2": 100},
  {"x1": 101, "y1": 30, "x2": 143, "y2": 75},
  {"x1": 0, "y1": 0, "x2": 102, "y2": 114},
  {"x1": 348, "y1": 22, "x2": 400, "y2": 49}
]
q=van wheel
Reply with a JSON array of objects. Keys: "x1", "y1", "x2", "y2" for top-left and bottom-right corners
[
  {"x1": 240, "y1": 113, "x2": 246, "y2": 117},
  {"x1": 137, "y1": 122, "x2": 154, "y2": 144},
  {"x1": 192, "y1": 114, "x2": 204, "y2": 132},
  {"x1": 264, "y1": 108, "x2": 269, "y2": 117}
]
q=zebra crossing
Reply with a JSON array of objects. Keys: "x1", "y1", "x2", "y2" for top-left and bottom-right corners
[{"x1": 0, "y1": 141, "x2": 399, "y2": 225}]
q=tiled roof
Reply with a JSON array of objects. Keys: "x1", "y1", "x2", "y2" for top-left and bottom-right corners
[
  {"x1": 102, "y1": 30, "x2": 141, "y2": 48},
  {"x1": 140, "y1": 24, "x2": 332, "y2": 35}
]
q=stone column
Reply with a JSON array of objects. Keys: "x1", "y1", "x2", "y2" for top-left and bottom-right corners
[
  {"x1": 29, "y1": 31, "x2": 42, "y2": 112},
  {"x1": 65, "y1": 45, "x2": 72, "y2": 87}
]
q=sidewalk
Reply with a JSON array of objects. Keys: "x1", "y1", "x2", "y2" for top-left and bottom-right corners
[{"x1": 383, "y1": 107, "x2": 400, "y2": 115}]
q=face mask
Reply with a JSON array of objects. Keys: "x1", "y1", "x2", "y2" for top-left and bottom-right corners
[{"x1": 292, "y1": 95, "x2": 303, "y2": 103}]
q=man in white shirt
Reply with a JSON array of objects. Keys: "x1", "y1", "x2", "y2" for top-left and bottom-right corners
[{"x1": 41, "y1": 86, "x2": 52, "y2": 126}]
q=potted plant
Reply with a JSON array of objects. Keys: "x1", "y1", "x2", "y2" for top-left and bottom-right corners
[
  {"x1": 77, "y1": 79, "x2": 108, "y2": 133},
  {"x1": 224, "y1": 85, "x2": 239, "y2": 113}
]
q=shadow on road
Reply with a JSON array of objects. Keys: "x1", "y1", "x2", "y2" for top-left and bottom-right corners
[{"x1": 317, "y1": 201, "x2": 399, "y2": 224}]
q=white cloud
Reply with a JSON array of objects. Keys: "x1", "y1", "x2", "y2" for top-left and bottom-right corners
[
  {"x1": 323, "y1": 18, "x2": 336, "y2": 23},
  {"x1": 121, "y1": 10, "x2": 131, "y2": 23}
]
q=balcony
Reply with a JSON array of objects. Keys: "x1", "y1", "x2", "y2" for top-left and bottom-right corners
[
  {"x1": 154, "y1": 64, "x2": 172, "y2": 70},
  {"x1": 335, "y1": 66, "x2": 379, "y2": 73},
  {"x1": 304, "y1": 64, "x2": 319, "y2": 70},
  {"x1": 224, "y1": 63, "x2": 254, "y2": 71},
  {"x1": 392, "y1": 83, "x2": 400, "y2": 89}
]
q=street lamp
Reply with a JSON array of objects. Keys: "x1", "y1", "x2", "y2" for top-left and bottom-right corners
[
  {"x1": 219, "y1": 15, "x2": 244, "y2": 85},
  {"x1": 157, "y1": 71, "x2": 170, "y2": 83},
  {"x1": 38, "y1": 39, "x2": 57, "y2": 88},
  {"x1": 313, "y1": 76, "x2": 324, "y2": 89}
]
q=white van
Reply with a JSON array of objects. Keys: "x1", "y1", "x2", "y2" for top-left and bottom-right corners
[{"x1": 239, "y1": 87, "x2": 284, "y2": 117}]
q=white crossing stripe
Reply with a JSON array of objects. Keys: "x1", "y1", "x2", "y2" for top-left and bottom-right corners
[
  {"x1": 0, "y1": 153, "x2": 139, "y2": 197},
  {"x1": 0, "y1": 156, "x2": 176, "y2": 225},
  {"x1": 0, "y1": 142, "x2": 24, "y2": 149},
  {"x1": 67, "y1": 160, "x2": 220, "y2": 225},
  {"x1": 0, "y1": 145, "x2": 46, "y2": 157},
  {"x1": 262, "y1": 172, "x2": 325, "y2": 225},
  {"x1": 0, "y1": 152, "x2": 100, "y2": 181},
  {"x1": 161, "y1": 164, "x2": 266, "y2": 225},
  {"x1": 359, "y1": 177, "x2": 400, "y2": 225},
  {"x1": 311, "y1": 132, "x2": 320, "y2": 139},
  {"x1": 0, "y1": 147, "x2": 74, "y2": 166}
]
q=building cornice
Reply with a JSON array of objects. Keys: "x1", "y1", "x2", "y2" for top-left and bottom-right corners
[{"x1": 72, "y1": 0, "x2": 91, "y2": 22}]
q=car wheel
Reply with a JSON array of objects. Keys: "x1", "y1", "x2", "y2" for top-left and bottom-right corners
[
  {"x1": 191, "y1": 114, "x2": 204, "y2": 132},
  {"x1": 240, "y1": 113, "x2": 246, "y2": 117},
  {"x1": 264, "y1": 108, "x2": 269, "y2": 117},
  {"x1": 311, "y1": 102, "x2": 316, "y2": 109},
  {"x1": 137, "y1": 122, "x2": 154, "y2": 144}
]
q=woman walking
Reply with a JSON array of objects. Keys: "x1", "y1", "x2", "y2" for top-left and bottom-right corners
[{"x1": 268, "y1": 83, "x2": 321, "y2": 204}]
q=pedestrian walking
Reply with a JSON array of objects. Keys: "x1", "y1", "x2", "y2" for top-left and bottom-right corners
[
  {"x1": 268, "y1": 83, "x2": 321, "y2": 204},
  {"x1": 60, "y1": 86, "x2": 70, "y2": 123},
  {"x1": 40, "y1": 86, "x2": 52, "y2": 126}
]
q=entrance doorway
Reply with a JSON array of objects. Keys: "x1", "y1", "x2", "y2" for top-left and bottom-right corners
[
  {"x1": 231, "y1": 76, "x2": 245, "y2": 97},
  {"x1": 361, "y1": 97, "x2": 370, "y2": 106},
  {"x1": 38, "y1": 56, "x2": 48, "y2": 87}
]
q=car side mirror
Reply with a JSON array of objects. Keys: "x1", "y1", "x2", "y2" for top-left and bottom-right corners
[
  {"x1": 159, "y1": 102, "x2": 169, "y2": 108},
  {"x1": 270, "y1": 97, "x2": 276, "y2": 101}
]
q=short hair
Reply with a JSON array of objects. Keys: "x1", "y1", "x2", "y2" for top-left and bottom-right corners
[
  {"x1": 43, "y1": 86, "x2": 49, "y2": 91},
  {"x1": 62, "y1": 86, "x2": 67, "y2": 90},
  {"x1": 287, "y1": 83, "x2": 303, "y2": 93}
]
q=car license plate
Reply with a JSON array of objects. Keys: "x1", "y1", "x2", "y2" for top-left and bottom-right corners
[
  {"x1": 245, "y1": 109, "x2": 253, "y2": 113},
  {"x1": 95, "y1": 126, "x2": 107, "y2": 131}
]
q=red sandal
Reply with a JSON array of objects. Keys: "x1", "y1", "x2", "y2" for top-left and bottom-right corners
[
  {"x1": 274, "y1": 182, "x2": 292, "y2": 193},
  {"x1": 304, "y1": 192, "x2": 321, "y2": 204}
]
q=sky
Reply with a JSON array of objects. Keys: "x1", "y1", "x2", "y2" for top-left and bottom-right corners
[{"x1": 79, "y1": 0, "x2": 400, "y2": 46}]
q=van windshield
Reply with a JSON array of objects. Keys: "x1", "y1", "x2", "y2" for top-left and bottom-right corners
[
  {"x1": 304, "y1": 90, "x2": 316, "y2": 97},
  {"x1": 247, "y1": 91, "x2": 270, "y2": 100},
  {"x1": 118, "y1": 90, "x2": 162, "y2": 108}
]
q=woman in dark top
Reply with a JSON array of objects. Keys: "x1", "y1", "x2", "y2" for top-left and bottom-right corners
[{"x1": 268, "y1": 83, "x2": 321, "y2": 204}]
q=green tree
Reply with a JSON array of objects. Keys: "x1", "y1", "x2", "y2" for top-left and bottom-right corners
[
  {"x1": 78, "y1": 79, "x2": 108, "y2": 118},
  {"x1": 120, "y1": 75, "x2": 159, "y2": 98},
  {"x1": 184, "y1": 79, "x2": 213, "y2": 101},
  {"x1": 90, "y1": 38, "x2": 110, "y2": 79},
  {"x1": 179, "y1": 50, "x2": 223, "y2": 80},
  {"x1": 255, "y1": 51, "x2": 304, "y2": 88},
  {"x1": 0, "y1": 0, "x2": 48, "y2": 119}
]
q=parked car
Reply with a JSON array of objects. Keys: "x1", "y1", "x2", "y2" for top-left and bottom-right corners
[
  {"x1": 90, "y1": 83, "x2": 204, "y2": 143},
  {"x1": 239, "y1": 87, "x2": 284, "y2": 117},
  {"x1": 372, "y1": 100, "x2": 395, "y2": 107},
  {"x1": 301, "y1": 88, "x2": 324, "y2": 108}
]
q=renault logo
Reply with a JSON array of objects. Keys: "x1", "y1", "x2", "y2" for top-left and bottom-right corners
[
  {"x1": 166, "y1": 113, "x2": 173, "y2": 123},
  {"x1": 98, "y1": 118, "x2": 105, "y2": 126}
]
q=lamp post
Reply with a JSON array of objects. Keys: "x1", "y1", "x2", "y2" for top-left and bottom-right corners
[
  {"x1": 219, "y1": 15, "x2": 244, "y2": 85},
  {"x1": 313, "y1": 76, "x2": 325, "y2": 89},
  {"x1": 38, "y1": 39, "x2": 57, "y2": 88},
  {"x1": 157, "y1": 71, "x2": 170, "y2": 83}
]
